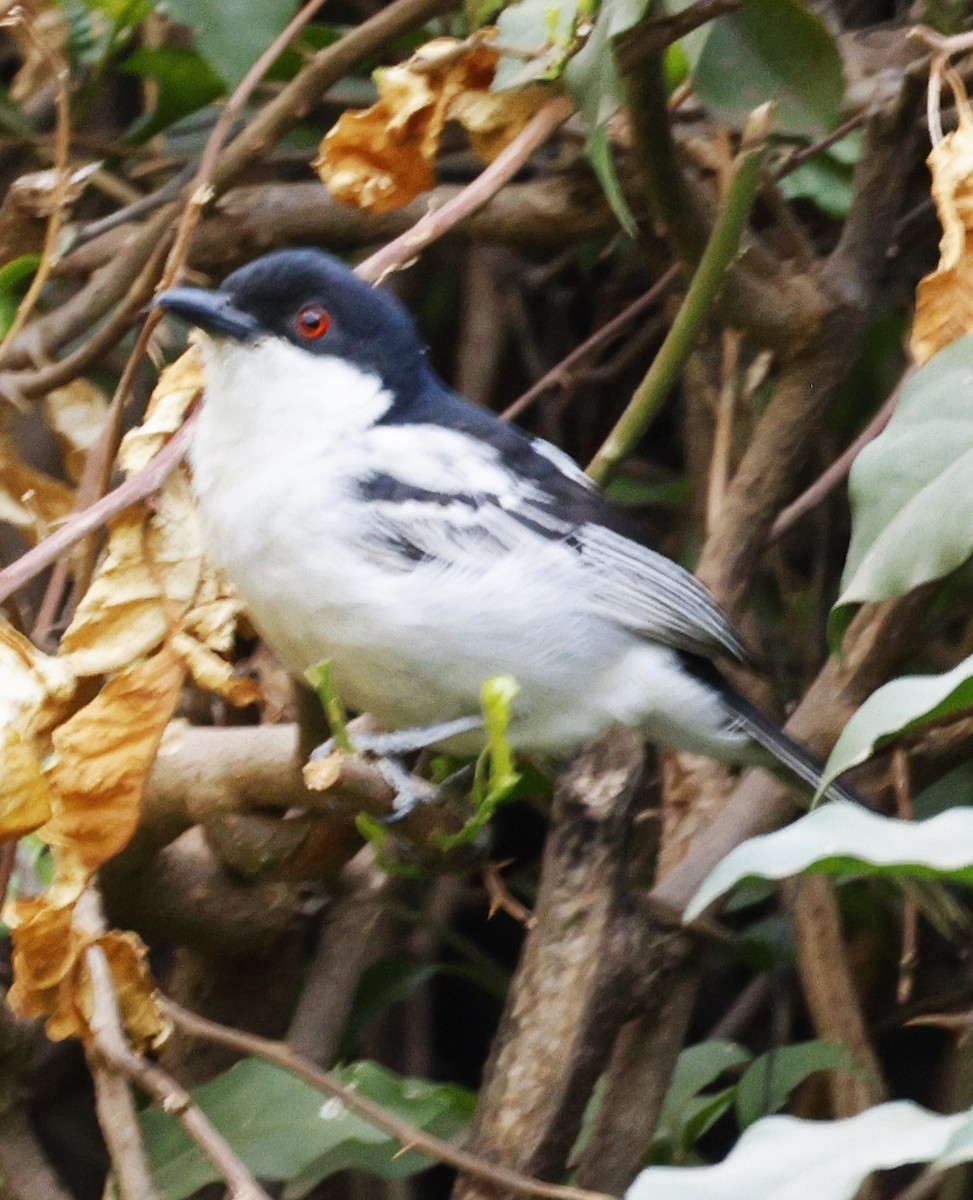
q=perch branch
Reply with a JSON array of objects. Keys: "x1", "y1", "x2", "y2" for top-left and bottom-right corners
[{"x1": 161, "y1": 999, "x2": 615, "y2": 1200}]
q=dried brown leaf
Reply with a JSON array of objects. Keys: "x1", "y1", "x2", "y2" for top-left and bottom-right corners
[
  {"x1": 0, "y1": 623, "x2": 75, "y2": 738},
  {"x1": 912, "y1": 104, "x2": 973, "y2": 364},
  {"x1": 316, "y1": 39, "x2": 541, "y2": 213},
  {"x1": 44, "y1": 380, "x2": 110, "y2": 484},
  {"x1": 58, "y1": 471, "x2": 203, "y2": 675},
  {"x1": 95, "y1": 930, "x2": 170, "y2": 1050},
  {"x1": 6, "y1": 895, "x2": 80, "y2": 1021},
  {"x1": 42, "y1": 648, "x2": 185, "y2": 875},
  {"x1": 118, "y1": 345, "x2": 203, "y2": 475},
  {"x1": 171, "y1": 630, "x2": 261, "y2": 706},
  {"x1": 0, "y1": 439, "x2": 74, "y2": 544},
  {"x1": 0, "y1": 729, "x2": 52, "y2": 840}
]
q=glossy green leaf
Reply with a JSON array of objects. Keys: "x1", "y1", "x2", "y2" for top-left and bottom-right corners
[
  {"x1": 141, "y1": 1058, "x2": 475, "y2": 1200},
  {"x1": 735, "y1": 1042, "x2": 860, "y2": 1130},
  {"x1": 777, "y1": 154, "x2": 854, "y2": 218},
  {"x1": 654, "y1": 1041, "x2": 751, "y2": 1155},
  {"x1": 831, "y1": 335, "x2": 973, "y2": 643},
  {"x1": 627, "y1": 1101, "x2": 973, "y2": 1200},
  {"x1": 560, "y1": 0, "x2": 640, "y2": 234},
  {"x1": 122, "y1": 47, "x2": 225, "y2": 143},
  {"x1": 694, "y1": 0, "x2": 844, "y2": 140},
  {"x1": 159, "y1": 0, "x2": 296, "y2": 87},
  {"x1": 820, "y1": 652, "x2": 973, "y2": 791},
  {"x1": 686, "y1": 800, "x2": 973, "y2": 921},
  {"x1": 0, "y1": 255, "x2": 39, "y2": 339},
  {"x1": 493, "y1": 0, "x2": 580, "y2": 89}
]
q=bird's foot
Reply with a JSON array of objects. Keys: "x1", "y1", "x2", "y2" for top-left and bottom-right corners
[
  {"x1": 311, "y1": 715, "x2": 483, "y2": 761},
  {"x1": 310, "y1": 716, "x2": 483, "y2": 822}
]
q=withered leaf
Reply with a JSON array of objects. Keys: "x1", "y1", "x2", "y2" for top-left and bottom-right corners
[
  {"x1": 94, "y1": 931, "x2": 170, "y2": 1050},
  {"x1": 0, "y1": 624, "x2": 75, "y2": 736},
  {"x1": 6, "y1": 895, "x2": 80, "y2": 1021},
  {"x1": 0, "y1": 728, "x2": 52, "y2": 840},
  {"x1": 171, "y1": 630, "x2": 261, "y2": 707},
  {"x1": 58, "y1": 471, "x2": 203, "y2": 676},
  {"x1": 43, "y1": 380, "x2": 110, "y2": 485},
  {"x1": 42, "y1": 648, "x2": 186, "y2": 875},
  {"x1": 118, "y1": 346, "x2": 203, "y2": 476},
  {"x1": 0, "y1": 439, "x2": 75, "y2": 544},
  {"x1": 912, "y1": 103, "x2": 973, "y2": 364},
  {"x1": 316, "y1": 39, "x2": 543, "y2": 213}
]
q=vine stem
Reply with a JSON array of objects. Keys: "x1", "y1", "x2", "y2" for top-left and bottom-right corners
[{"x1": 586, "y1": 107, "x2": 772, "y2": 486}]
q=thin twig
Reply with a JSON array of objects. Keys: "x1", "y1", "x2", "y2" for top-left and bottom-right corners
[
  {"x1": 72, "y1": 159, "x2": 198, "y2": 248},
  {"x1": 0, "y1": 232, "x2": 172, "y2": 406},
  {"x1": 161, "y1": 999, "x2": 616, "y2": 1200},
  {"x1": 357, "y1": 95, "x2": 575, "y2": 285},
  {"x1": 0, "y1": 13, "x2": 71, "y2": 363},
  {"x1": 0, "y1": 410, "x2": 197, "y2": 607},
  {"x1": 88, "y1": 953, "x2": 270, "y2": 1200},
  {"x1": 586, "y1": 109, "x2": 771, "y2": 485},
  {"x1": 76, "y1": 891, "x2": 159, "y2": 1200},
  {"x1": 159, "y1": 0, "x2": 332, "y2": 300},
  {"x1": 772, "y1": 110, "x2": 868, "y2": 181},
  {"x1": 767, "y1": 381, "x2": 901, "y2": 542},
  {"x1": 500, "y1": 264, "x2": 681, "y2": 422},
  {"x1": 893, "y1": 749, "x2": 918, "y2": 1006}
]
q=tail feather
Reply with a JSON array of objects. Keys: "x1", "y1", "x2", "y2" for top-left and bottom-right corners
[{"x1": 720, "y1": 686, "x2": 863, "y2": 806}]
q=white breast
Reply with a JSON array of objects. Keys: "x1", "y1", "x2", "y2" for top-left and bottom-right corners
[{"x1": 188, "y1": 334, "x2": 751, "y2": 762}]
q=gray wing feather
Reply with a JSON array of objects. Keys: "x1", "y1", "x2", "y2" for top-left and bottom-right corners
[
  {"x1": 574, "y1": 524, "x2": 751, "y2": 664},
  {"x1": 356, "y1": 472, "x2": 748, "y2": 665}
]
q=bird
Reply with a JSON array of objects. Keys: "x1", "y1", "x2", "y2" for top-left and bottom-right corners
[{"x1": 155, "y1": 247, "x2": 854, "y2": 805}]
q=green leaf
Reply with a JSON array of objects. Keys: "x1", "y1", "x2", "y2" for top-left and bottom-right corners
[
  {"x1": 141, "y1": 1058, "x2": 475, "y2": 1200},
  {"x1": 492, "y1": 0, "x2": 580, "y2": 88},
  {"x1": 0, "y1": 255, "x2": 40, "y2": 339},
  {"x1": 830, "y1": 335, "x2": 973, "y2": 644},
  {"x1": 686, "y1": 800, "x2": 973, "y2": 921},
  {"x1": 629, "y1": 1101, "x2": 973, "y2": 1200},
  {"x1": 436, "y1": 675, "x2": 521, "y2": 850},
  {"x1": 122, "y1": 47, "x2": 225, "y2": 143},
  {"x1": 694, "y1": 0, "x2": 844, "y2": 140},
  {"x1": 777, "y1": 153, "x2": 854, "y2": 219},
  {"x1": 560, "y1": 0, "x2": 641, "y2": 235},
  {"x1": 821, "y1": 652, "x2": 973, "y2": 791},
  {"x1": 655, "y1": 1040, "x2": 751, "y2": 1154},
  {"x1": 734, "y1": 1042, "x2": 860, "y2": 1130},
  {"x1": 159, "y1": 0, "x2": 296, "y2": 87}
]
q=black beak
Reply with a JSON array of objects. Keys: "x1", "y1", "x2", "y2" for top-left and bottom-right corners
[{"x1": 154, "y1": 287, "x2": 261, "y2": 341}]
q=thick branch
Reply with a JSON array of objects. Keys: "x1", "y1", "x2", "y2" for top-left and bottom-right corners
[
  {"x1": 61, "y1": 174, "x2": 623, "y2": 280},
  {"x1": 696, "y1": 73, "x2": 924, "y2": 614},
  {"x1": 454, "y1": 727, "x2": 646, "y2": 1200}
]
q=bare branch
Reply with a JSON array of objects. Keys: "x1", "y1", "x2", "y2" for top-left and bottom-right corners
[{"x1": 162, "y1": 998, "x2": 616, "y2": 1200}]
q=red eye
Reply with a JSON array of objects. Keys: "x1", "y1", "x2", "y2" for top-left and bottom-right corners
[{"x1": 294, "y1": 305, "x2": 331, "y2": 340}]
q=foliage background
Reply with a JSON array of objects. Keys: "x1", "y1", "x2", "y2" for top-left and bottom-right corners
[{"x1": 1, "y1": 1, "x2": 973, "y2": 1200}]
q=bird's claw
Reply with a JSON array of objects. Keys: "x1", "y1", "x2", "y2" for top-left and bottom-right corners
[{"x1": 310, "y1": 716, "x2": 484, "y2": 821}]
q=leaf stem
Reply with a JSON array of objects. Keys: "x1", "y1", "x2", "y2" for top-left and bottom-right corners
[{"x1": 586, "y1": 120, "x2": 769, "y2": 486}]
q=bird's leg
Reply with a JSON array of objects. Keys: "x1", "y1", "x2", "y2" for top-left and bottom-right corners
[
  {"x1": 373, "y1": 757, "x2": 438, "y2": 822},
  {"x1": 310, "y1": 716, "x2": 484, "y2": 822},
  {"x1": 310, "y1": 714, "x2": 484, "y2": 760}
]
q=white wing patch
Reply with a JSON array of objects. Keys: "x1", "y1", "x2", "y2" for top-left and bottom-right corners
[{"x1": 530, "y1": 437, "x2": 595, "y2": 489}]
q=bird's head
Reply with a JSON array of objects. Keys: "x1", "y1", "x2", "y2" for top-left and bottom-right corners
[{"x1": 155, "y1": 249, "x2": 429, "y2": 418}]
